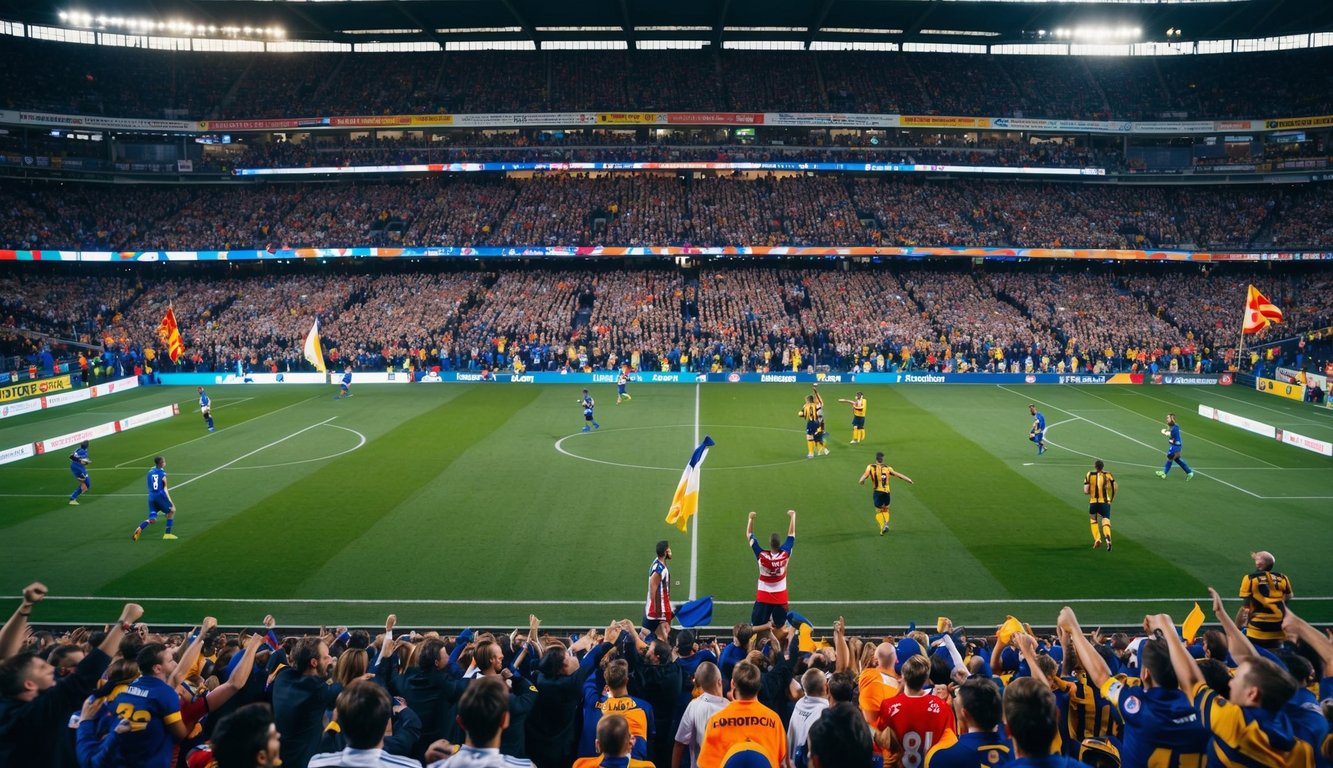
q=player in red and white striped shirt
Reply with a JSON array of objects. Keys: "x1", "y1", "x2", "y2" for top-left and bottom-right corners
[{"x1": 746, "y1": 509, "x2": 796, "y2": 628}]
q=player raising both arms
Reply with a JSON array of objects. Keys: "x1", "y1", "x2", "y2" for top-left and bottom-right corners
[
  {"x1": 1028, "y1": 404, "x2": 1047, "y2": 455},
  {"x1": 133, "y1": 455, "x2": 178, "y2": 541},
  {"x1": 68, "y1": 440, "x2": 91, "y2": 505},
  {"x1": 799, "y1": 395, "x2": 822, "y2": 459},
  {"x1": 333, "y1": 365, "x2": 353, "y2": 400},
  {"x1": 197, "y1": 386, "x2": 215, "y2": 432},
  {"x1": 811, "y1": 385, "x2": 830, "y2": 456},
  {"x1": 1155, "y1": 413, "x2": 1195, "y2": 481},
  {"x1": 859, "y1": 451, "x2": 914, "y2": 536},
  {"x1": 837, "y1": 391, "x2": 867, "y2": 444}
]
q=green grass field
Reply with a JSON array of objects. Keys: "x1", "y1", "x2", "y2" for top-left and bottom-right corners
[{"x1": 1, "y1": 381, "x2": 1329, "y2": 632}]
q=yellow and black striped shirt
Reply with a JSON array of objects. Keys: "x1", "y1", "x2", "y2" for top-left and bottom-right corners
[
  {"x1": 852, "y1": 398, "x2": 866, "y2": 417},
  {"x1": 800, "y1": 402, "x2": 819, "y2": 421},
  {"x1": 1239, "y1": 570, "x2": 1292, "y2": 641},
  {"x1": 865, "y1": 463, "x2": 893, "y2": 493},
  {"x1": 1085, "y1": 470, "x2": 1116, "y2": 503}
]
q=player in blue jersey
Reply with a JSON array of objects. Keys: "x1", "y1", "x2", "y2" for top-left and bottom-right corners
[
  {"x1": 579, "y1": 388, "x2": 600, "y2": 432},
  {"x1": 134, "y1": 456, "x2": 178, "y2": 541},
  {"x1": 334, "y1": 365, "x2": 353, "y2": 400},
  {"x1": 68, "y1": 440, "x2": 91, "y2": 505},
  {"x1": 616, "y1": 367, "x2": 633, "y2": 404},
  {"x1": 1028, "y1": 404, "x2": 1047, "y2": 455},
  {"x1": 1155, "y1": 413, "x2": 1195, "y2": 480},
  {"x1": 197, "y1": 386, "x2": 215, "y2": 432},
  {"x1": 108, "y1": 642, "x2": 186, "y2": 768}
]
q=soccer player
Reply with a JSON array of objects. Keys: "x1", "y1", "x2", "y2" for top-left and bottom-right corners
[
  {"x1": 643, "y1": 540, "x2": 672, "y2": 632},
  {"x1": 799, "y1": 395, "x2": 821, "y2": 458},
  {"x1": 1028, "y1": 404, "x2": 1046, "y2": 455},
  {"x1": 747, "y1": 509, "x2": 795, "y2": 629},
  {"x1": 838, "y1": 392, "x2": 867, "y2": 444},
  {"x1": 68, "y1": 439, "x2": 91, "y2": 505},
  {"x1": 579, "y1": 389, "x2": 600, "y2": 432},
  {"x1": 1238, "y1": 550, "x2": 1293, "y2": 649},
  {"x1": 1155, "y1": 413, "x2": 1194, "y2": 480},
  {"x1": 134, "y1": 456, "x2": 177, "y2": 541},
  {"x1": 333, "y1": 366, "x2": 353, "y2": 400},
  {"x1": 108, "y1": 642, "x2": 187, "y2": 767},
  {"x1": 811, "y1": 385, "x2": 830, "y2": 456},
  {"x1": 197, "y1": 386, "x2": 214, "y2": 432},
  {"x1": 616, "y1": 366, "x2": 632, "y2": 404},
  {"x1": 1083, "y1": 460, "x2": 1116, "y2": 552},
  {"x1": 859, "y1": 451, "x2": 915, "y2": 536}
]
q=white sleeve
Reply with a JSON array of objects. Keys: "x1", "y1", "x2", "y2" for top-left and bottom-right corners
[{"x1": 940, "y1": 634, "x2": 966, "y2": 670}]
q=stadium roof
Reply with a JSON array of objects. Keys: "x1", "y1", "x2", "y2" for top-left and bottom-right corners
[{"x1": 8, "y1": 0, "x2": 1332, "y2": 50}]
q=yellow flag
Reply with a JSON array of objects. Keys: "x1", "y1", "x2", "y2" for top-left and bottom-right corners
[{"x1": 1181, "y1": 602, "x2": 1206, "y2": 644}]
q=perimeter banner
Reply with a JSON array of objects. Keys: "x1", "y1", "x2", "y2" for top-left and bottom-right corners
[{"x1": 0, "y1": 374, "x2": 72, "y2": 403}]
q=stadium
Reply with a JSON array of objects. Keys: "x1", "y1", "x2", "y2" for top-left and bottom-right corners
[{"x1": 0, "y1": 0, "x2": 1331, "y2": 765}]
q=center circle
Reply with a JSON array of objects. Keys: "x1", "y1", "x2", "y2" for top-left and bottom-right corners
[{"x1": 554, "y1": 423, "x2": 817, "y2": 471}]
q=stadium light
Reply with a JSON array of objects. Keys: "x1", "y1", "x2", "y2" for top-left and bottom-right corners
[{"x1": 60, "y1": 9, "x2": 285, "y2": 38}]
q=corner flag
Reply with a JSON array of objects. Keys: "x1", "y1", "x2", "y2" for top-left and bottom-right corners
[
  {"x1": 1243, "y1": 285, "x2": 1283, "y2": 334},
  {"x1": 303, "y1": 319, "x2": 327, "y2": 373},
  {"x1": 157, "y1": 306, "x2": 185, "y2": 363},
  {"x1": 665, "y1": 435, "x2": 714, "y2": 533}
]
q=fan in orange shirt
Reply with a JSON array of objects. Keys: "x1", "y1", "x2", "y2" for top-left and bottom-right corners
[{"x1": 697, "y1": 661, "x2": 787, "y2": 767}]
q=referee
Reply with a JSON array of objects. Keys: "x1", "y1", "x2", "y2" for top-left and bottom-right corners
[{"x1": 1084, "y1": 459, "x2": 1116, "y2": 552}]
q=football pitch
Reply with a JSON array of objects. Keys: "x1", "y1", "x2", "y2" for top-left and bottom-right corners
[{"x1": 1, "y1": 381, "x2": 1329, "y2": 631}]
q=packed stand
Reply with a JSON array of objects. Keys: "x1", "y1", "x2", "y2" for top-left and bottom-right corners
[{"x1": 2, "y1": 553, "x2": 1330, "y2": 768}]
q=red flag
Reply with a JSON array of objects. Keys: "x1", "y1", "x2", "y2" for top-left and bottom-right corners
[
  {"x1": 1243, "y1": 286, "x2": 1283, "y2": 335},
  {"x1": 157, "y1": 307, "x2": 185, "y2": 362}
]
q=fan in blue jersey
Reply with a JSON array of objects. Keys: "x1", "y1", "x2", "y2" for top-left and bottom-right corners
[
  {"x1": 1028, "y1": 404, "x2": 1047, "y2": 455},
  {"x1": 134, "y1": 456, "x2": 178, "y2": 541},
  {"x1": 579, "y1": 389, "x2": 600, "y2": 432},
  {"x1": 197, "y1": 387, "x2": 214, "y2": 432},
  {"x1": 68, "y1": 439, "x2": 91, "y2": 505},
  {"x1": 1155, "y1": 413, "x2": 1195, "y2": 480},
  {"x1": 107, "y1": 643, "x2": 186, "y2": 768},
  {"x1": 334, "y1": 365, "x2": 353, "y2": 400}
]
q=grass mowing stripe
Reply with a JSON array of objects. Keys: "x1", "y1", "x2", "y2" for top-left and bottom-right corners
[
  {"x1": 1086, "y1": 387, "x2": 1280, "y2": 468},
  {"x1": 94, "y1": 385, "x2": 541, "y2": 599}
]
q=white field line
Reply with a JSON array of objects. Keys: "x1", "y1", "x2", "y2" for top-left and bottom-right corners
[
  {"x1": 1120, "y1": 388, "x2": 1280, "y2": 468},
  {"x1": 115, "y1": 393, "x2": 324, "y2": 467},
  {"x1": 172, "y1": 417, "x2": 337, "y2": 491},
  {"x1": 37, "y1": 595, "x2": 1333, "y2": 606},
  {"x1": 997, "y1": 386, "x2": 1267, "y2": 499}
]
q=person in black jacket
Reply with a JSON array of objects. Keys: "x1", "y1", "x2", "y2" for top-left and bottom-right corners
[
  {"x1": 625, "y1": 632, "x2": 682, "y2": 768},
  {"x1": 271, "y1": 636, "x2": 341, "y2": 768},
  {"x1": 386, "y1": 636, "x2": 469, "y2": 761},
  {"x1": 471, "y1": 635, "x2": 539, "y2": 758},
  {"x1": 0, "y1": 582, "x2": 144, "y2": 768},
  {"x1": 526, "y1": 623, "x2": 619, "y2": 768}
]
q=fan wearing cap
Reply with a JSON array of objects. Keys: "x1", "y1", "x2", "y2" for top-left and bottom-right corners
[
  {"x1": 1238, "y1": 551, "x2": 1293, "y2": 649},
  {"x1": 1056, "y1": 606, "x2": 1208, "y2": 768}
]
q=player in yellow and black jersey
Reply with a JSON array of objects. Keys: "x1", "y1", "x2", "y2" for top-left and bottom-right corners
[
  {"x1": 1084, "y1": 459, "x2": 1116, "y2": 552},
  {"x1": 1238, "y1": 550, "x2": 1293, "y2": 648},
  {"x1": 838, "y1": 391, "x2": 867, "y2": 443},
  {"x1": 810, "y1": 385, "x2": 830, "y2": 456},
  {"x1": 859, "y1": 451, "x2": 914, "y2": 536},
  {"x1": 799, "y1": 395, "x2": 823, "y2": 458}
]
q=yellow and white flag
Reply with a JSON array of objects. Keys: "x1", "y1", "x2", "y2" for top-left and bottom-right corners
[
  {"x1": 665, "y1": 436, "x2": 715, "y2": 533},
  {"x1": 303, "y1": 319, "x2": 327, "y2": 373}
]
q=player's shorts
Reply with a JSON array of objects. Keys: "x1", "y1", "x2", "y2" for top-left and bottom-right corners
[
  {"x1": 617, "y1": 384, "x2": 627, "y2": 393},
  {"x1": 813, "y1": 429, "x2": 826, "y2": 444},
  {"x1": 1088, "y1": 502, "x2": 1111, "y2": 518},
  {"x1": 806, "y1": 420, "x2": 819, "y2": 437},
  {"x1": 851, "y1": 416, "x2": 865, "y2": 428},
  {"x1": 751, "y1": 601, "x2": 788, "y2": 629},
  {"x1": 71, "y1": 468, "x2": 90, "y2": 485},
  {"x1": 642, "y1": 616, "x2": 669, "y2": 633},
  {"x1": 1166, "y1": 449, "x2": 1180, "y2": 460},
  {"x1": 584, "y1": 410, "x2": 595, "y2": 421},
  {"x1": 1030, "y1": 431, "x2": 1044, "y2": 442},
  {"x1": 873, "y1": 491, "x2": 891, "y2": 509},
  {"x1": 340, "y1": 383, "x2": 350, "y2": 392},
  {"x1": 200, "y1": 406, "x2": 211, "y2": 415},
  {"x1": 147, "y1": 496, "x2": 172, "y2": 517}
]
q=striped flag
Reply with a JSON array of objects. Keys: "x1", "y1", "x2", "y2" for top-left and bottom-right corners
[
  {"x1": 157, "y1": 306, "x2": 185, "y2": 363},
  {"x1": 665, "y1": 435, "x2": 715, "y2": 533},
  {"x1": 303, "y1": 319, "x2": 327, "y2": 373},
  {"x1": 1243, "y1": 285, "x2": 1283, "y2": 334}
]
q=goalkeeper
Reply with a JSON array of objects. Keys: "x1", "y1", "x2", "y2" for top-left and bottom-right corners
[{"x1": 68, "y1": 439, "x2": 91, "y2": 505}]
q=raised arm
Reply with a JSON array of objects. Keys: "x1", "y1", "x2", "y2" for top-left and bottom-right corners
[
  {"x1": 787, "y1": 509, "x2": 796, "y2": 538},
  {"x1": 746, "y1": 511, "x2": 756, "y2": 539},
  {"x1": 170, "y1": 616, "x2": 217, "y2": 688},
  {"x1": 207, "y1": 632, "x2": 265, "y2": 709},
  {"x1": 0, "y1": 583, "x2": 47, "y2": 659},
  {"x1": 890, "y1": 468, "x2": 915, "y2": 485},
  {"x1": 1057, "y1": 606, "x2": 1112, "y2": 688},
  {"x1": 1208, "y1": 587, "x2": 1258, "y2": 664},
  {"x1": 1148, "y1": 613, "x2": 1201, "y2": 691},
  {"x1": 1281, "y1": 607, "x2": 1333, "y2": 677},
  {"x1": 1014, "y1": 633, "x2": 1050, "y2": 688},
  {"x1": 833, "y1": 617, "x2": 850, "y2": 673}
]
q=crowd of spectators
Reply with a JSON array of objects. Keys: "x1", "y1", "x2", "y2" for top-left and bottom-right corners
[
  {"x1": 6, "y1": 262, "x2": 1331, "y2": 380},
  {"x1": 5, "y1": 177, "x2": 1329, "y2": 252},
  {"x1": 2, "y1": 555, "x2": 1330, "y2": 768},
  {"x1": 4, "y1": 35, "x2": 1333, "y2": 121}
]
